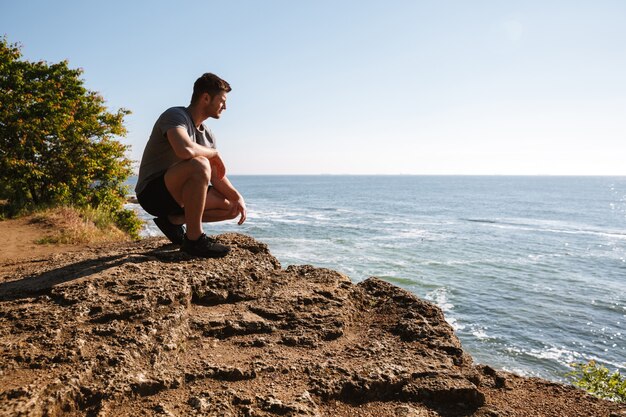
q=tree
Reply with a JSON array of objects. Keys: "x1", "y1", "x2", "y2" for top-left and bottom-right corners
[{"x1": 0, "y1": 37, "x2": 140, "y2": 237}]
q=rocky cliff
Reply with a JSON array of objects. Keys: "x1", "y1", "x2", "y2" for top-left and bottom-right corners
[{"x1": 0, "y1": 234, "x2": 623, "y2": 417}]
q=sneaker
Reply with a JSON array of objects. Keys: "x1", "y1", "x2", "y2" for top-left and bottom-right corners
[
  {"x1": 153, "y1": 217, "x2": 185, "y2": 245},
  {"x1": 181, "y1": 233, "x2": 230, "y2": 258}
]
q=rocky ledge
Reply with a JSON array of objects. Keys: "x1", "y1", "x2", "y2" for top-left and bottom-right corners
[{"x1": 0, "y1": 234, "x2": 623, "y2": 417}]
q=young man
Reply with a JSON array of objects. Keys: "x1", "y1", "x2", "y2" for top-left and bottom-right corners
[{"x1": 135, "y1": 73, "x2": 246, "y2": 258}]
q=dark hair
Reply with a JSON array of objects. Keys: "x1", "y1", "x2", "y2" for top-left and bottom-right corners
[{"x1": 191, "y1": 73, "x2": 232, "y2": 103}]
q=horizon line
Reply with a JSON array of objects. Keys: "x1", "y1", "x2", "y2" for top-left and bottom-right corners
[{"x1": 128, "y1": 173, "x2": 626, "y2": 177}]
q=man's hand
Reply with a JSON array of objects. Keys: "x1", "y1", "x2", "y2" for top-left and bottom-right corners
[
  {"x1": 211, "y1": 173, "x2": 246, "y2": 224},
  {"x1": 230, "y1": 196, "x2": 247, "y2": 225},
  {"x1": 210, "y1": 154, "x2": 226, "y2": 181}
]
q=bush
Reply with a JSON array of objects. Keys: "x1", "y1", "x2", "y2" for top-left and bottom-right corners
[
  {"x1": 113, "y1": 206, "x2": 143, "y2": 240},
  {"x1": 0, "y1": 37, "x2": 140, "y2": 239},
  {"x1": 568, "y1": 361, "x2": 626, "y2": 403}
]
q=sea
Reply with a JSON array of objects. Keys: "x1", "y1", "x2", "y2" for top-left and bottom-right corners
[{"x1": 125, "y1": 175, "x2": 626, "y2": 382}]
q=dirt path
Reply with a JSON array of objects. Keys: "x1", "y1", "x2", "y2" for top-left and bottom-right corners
[{"x1": 0, "y1": 217, "x2": 83, "y2": 263}]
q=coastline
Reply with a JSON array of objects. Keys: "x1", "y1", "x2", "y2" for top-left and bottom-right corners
[
  {"x1": 0, "y1": 228, "x2": 623, "y2": 416},
  {"x1": 125, "y1": 175, "x2": 626, "y2": 383}
]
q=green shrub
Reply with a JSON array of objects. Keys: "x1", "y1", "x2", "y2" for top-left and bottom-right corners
[
  {"x1": 113, "y1": 207, "x2": 143, "y2": 240},
  {"x1": 568, "y1": 361, "x2": 626, "y2": 403},
  {"x1": 0, "y1": 36, "x2": 140, "y2": 240}
]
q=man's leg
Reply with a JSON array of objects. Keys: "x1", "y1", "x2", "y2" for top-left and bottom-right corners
[
  {"x1": 202, "y1": 189, "x2": 239, "y2": 222},
  {"x1": 164, "y1": 156, "x2": 212, "y2": 241},
  {"x1": 167, "y1": 188, "x2": 238, "y2": 225}
]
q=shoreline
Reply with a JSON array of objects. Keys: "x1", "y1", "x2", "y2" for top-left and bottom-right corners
[{"x1": 4, "y1": 202, "x2": 624, "y2": 385}]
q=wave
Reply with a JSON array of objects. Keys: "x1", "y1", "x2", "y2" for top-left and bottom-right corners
[
  {"x1": 463, "y1": 218, "x2": 498, "y2": 224},
  {"x1": 500, "y1": 342, "x2": 625, "y2": 375},
  {"x1": 462, "y1": 217, "x2": 626, "y2": 240},
  {"x1": 468, "y1": 324, "x2": 492, "y2": 340},
  {"x1": 425, "y1": 287, "x2": 455, "y2": 313}
]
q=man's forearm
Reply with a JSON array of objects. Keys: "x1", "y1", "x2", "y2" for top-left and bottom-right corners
[
  {"x1": 211, "y1": 175, "x2": 241, "y2": 201},
  {"x1": 186, "y1": 141, "x2": 219, "y2": 160},
  {"x1": 167, "y1": 127, "x2": 219, "y2": 160}
]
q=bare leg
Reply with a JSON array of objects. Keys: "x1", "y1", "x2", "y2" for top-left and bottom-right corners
[
  {"x1": 168, "y1": 209, "x2": 234, "y2": 225},
  {"x1": 164, "y1": 157, "x2": 212, "y2": 240},
  {"x1": 201, "y1": 188, "x2": 239, "y2": 222},
  {"x1": 165, "y1": 182, "x2": 239, "y2": 229},
  {"x1": 202, "y1": 209, "x2": 236, "y2": 222}
]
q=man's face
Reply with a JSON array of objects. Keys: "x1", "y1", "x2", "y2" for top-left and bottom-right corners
[{"x1": 206, "y1": 91, "x2": 227, "y2": 119}]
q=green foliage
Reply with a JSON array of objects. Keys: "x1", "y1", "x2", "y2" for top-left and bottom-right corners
[
  {"x1": 568, "y1": 361, "x2": 626, "y2": 403},
  {"x1": 113, "y1": 205, "x2": 143, "y2": 240},
  {"x1": 0, "y1": 37, "x2": 139, "y2": 238},
  {"x1": 64, "y1": 204, "x2": 142, "y2": 241},
  {"x1": 31, "y1": 205, "x2": 141, "y2": 243}
]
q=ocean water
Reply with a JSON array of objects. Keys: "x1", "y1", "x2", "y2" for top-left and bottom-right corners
[{"x1": 126, "y1": 175, "x2": 626, "y2": 382}]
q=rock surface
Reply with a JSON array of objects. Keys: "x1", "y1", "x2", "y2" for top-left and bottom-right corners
[{"x1": 0, "y1": 233, "x2": 623, "y2": 417}]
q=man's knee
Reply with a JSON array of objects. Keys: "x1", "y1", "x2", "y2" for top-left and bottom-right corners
[{"x1": 188, "y1": 156, "x2": 212, "y2": 182}]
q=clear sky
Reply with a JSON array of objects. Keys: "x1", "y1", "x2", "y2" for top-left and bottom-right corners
[{"x1": 2, "y1": 1, "x2": 625, "y2": 175}]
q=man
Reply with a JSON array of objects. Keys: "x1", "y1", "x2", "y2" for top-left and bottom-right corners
[{"x1": 135, "y1": 73, "x2": 246, "y2": 258}]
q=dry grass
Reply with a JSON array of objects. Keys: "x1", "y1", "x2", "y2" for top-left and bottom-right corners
[{"x1": 29, "y1": 206, "x2": 129, "y2": 245}]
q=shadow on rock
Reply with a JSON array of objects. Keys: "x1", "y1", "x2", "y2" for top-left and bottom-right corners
[{"x1": 0, "y1": 244, "x2": 182, "y2": 301}]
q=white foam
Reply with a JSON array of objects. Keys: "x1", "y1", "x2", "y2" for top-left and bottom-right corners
[
  {"x1": 425, "y1": 287, "x2": 454, "y2": 312},
  {"x1": 499, "y1": 366, "x2": 538, "y2": 378},
  {"x1": 585, "y1": 356, "x2": 626, "y2": 371},
  {"x1": 446, "y1": 316, "x2": 465, "y2": 331},
  {"x1": 472, "y1": 327, "x2": 490, "y2": 340},
  {"x1": 484, "y1": 221, "x2": 626, "y2": 240},
  {"x1": 527, "y1": 346, "x2": 583, "y2": 364}
]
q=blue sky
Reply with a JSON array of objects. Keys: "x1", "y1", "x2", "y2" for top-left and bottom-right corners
[{"x1": 2, "y1": 1, "x2": 625, "y2": 175}]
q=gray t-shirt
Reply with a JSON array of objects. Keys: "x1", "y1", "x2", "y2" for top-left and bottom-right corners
[{"x1": 135, "y1": 106, "x2": 217, "y2": 194}]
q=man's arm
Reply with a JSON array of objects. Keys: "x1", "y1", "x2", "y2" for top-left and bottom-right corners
[
  {"x1": 212, "y1": 175, "x2": 247, "y2": 225},
  {"x1": 209, "y1": 154, "x2": 226, "y2": 182},
  {"x1": 166, "y1": 127, "x2": 218, "y2": 160}
]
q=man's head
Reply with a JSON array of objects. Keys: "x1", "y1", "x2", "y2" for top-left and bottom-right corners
[{"x1": 191, "y1": 73, "x2": 231, "y2": 119}]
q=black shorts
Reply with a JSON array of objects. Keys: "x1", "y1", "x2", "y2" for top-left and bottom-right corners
[
  {"x1": 136, "y1": 174, "x2": 213, "y2": 219},
  {"x1": 137, "y1": 173, "x2": 183, "y2": 218}
]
